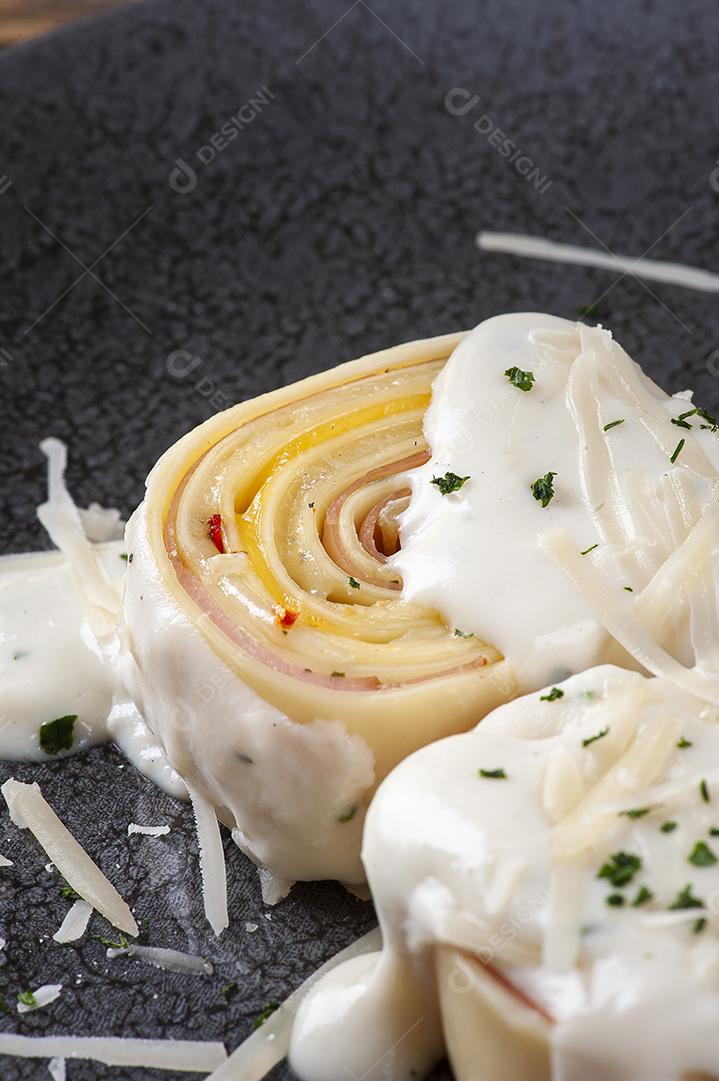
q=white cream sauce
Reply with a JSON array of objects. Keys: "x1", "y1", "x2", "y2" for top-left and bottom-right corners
[
  {"x1": 393, "y1": 313, "x2": 719, "y2": 689},
  {"x1": 0, "y1": 545, "x2": 125, "y2": 760},
  {"x1": 0, "y1": 440, "x2": 182, "y2": 795},
  {"x1": 290, "y1": 666, "x2": 719, "y2": 1081}
]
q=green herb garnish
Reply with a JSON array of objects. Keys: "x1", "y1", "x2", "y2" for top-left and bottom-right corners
[
  {"x1": 670, "y1": 438, "x2": 685, "y2": 464},
  {"x1": 530, "y1": 471, "x2": 557, "y2": 508},
  {"x1": 540, "y1": 687, "x2": 564, "y2": 702},
  {"x1": 597, "y1": 851, "x2": 642, "y2": 888},
  {"x1": 661, "y1": 821, "x2": 678, "y2": 833},
  {"x1": 580, "y1": 543, "x2": 599, "y2": 555},
  {"x1": 39, "y1": 714, "x2": 77, "y2": 756},
  {"x1": 689, "y1": 841, "x2": 718, "y2": 867},
  {"x1": 669, "y1": 884, "x2": 704, "y2": 911},
  {"x1": 582, "y1": 727, "x2": 609, "y2": 748},
  {"x1": 61, "y1": 883, "x2": 80, "y2": 900},
  {"x1": 337, "y1": 805, "x2": 358, "y2": 823},
  {"x1": 603, "y1": 419, "x2": 625, "y2": 432},
  {"x1": 504, "y1": 366, "x2": 535, "y2": 392},
  {"x1": 701, "y1": 779, "x2": 711, "y2": 803},
  {"x1": 330, "y1": 671, "x2": 345, "y2": 678},
  {"x1": 453, "y1": 628, "x2": 474, "y2": 638},
  {"x1": 348, "y1": 576, "x2": 360, "y2": 589},
  {"x1": 621, "y1": 808, "x2": 651, "y2": 819},
  {"x1": 253, "y1": 1002, "x2": 280, "y2": 1030},
  {"x1": 678, "y1": 406, "x2": 719, "y2": 432},
  {"x1": 478, "y1": 768, "x2": 507, "y2": 780},
  {"x1": 222, "y1": 981, "x2": 239, "y2": 1001},
  {"x1": 671, "y1": 417, "x2": 693, "y2": 430},
  {"x1": 606, "y1": 893, "x2": 625, "y2": 907},
  {"x1": 693, "y1": 917, "x2": 707, "y2": 934},
  {"x1": 632, "y1": 886, "x2": 654, "y2": 907},
  {"x1": 17, "y1": 991, "x2": 36, "y2": 1007},
  {"x1": 38, "y1": 713, "x2": 76, "y2": 756},
  {"x1": 120, "y1": 552, "x2": 129, "y2": 561},
  {"x1": 677, "y1": 737, "x2": 693, "y2": 749},
  {"x1": 431, "y1": 472, "x2": 470, "y2": 496},
  {"x1": 95, "y1": 933, "x2": 129, "y2": 950}
]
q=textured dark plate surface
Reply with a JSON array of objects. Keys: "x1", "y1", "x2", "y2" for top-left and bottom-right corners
[{"x1": 1, "y1": 0, "x2": 719, "y2": 1077}]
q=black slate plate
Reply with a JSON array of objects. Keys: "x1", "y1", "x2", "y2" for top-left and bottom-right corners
[{"x1": 1, "y1": 0, "x2": 718, "y2": 1077}]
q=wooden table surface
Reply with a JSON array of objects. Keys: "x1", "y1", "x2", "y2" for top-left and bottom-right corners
[{"x1": 0, "y1": 0, "x2": 138, "y2": 47}]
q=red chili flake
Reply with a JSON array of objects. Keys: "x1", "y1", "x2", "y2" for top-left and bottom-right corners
[
  {"x1": 275, "y1": 606, "x2": 299, "y2": 629},
  {"x1": 207, "y1": 513, "x2": 225, "y2": 554}
]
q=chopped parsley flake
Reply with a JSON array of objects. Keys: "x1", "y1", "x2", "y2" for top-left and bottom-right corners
[
  {"x1": 331, "y1": 671, "x2": 345, "y2": 678},
  {"x1": 580, "y1": 543, "x2": 599, "y2": 555},
  {"x1": 689, "y1": 841, "x2": 718, "y2": 867},
  {"x1": 540, "y1": 687, "x2": 564, "y2": 702},
  {"x1": 693, "y1": 917, "x2": 707, "y2": 934},
  {"x1": 17, "y1": 991, "x2": 36, "y2": 1007},
  {"x1": 621, "y1": 808, "x2": 651, "y2": 819},
  {"x1": 700, "y1": 779, "x2": 711, "y2": 803},
  {"x1": 603, "y1": 419, "x2": 625, "y2": 432},
  {"x1": 95, "y1": 933, "x2": 129, "y2": 950},
  {"x1": 606, "y1": 893, "x2": 625, "y2": 907},
  {"x1": 710, "y1": 827, "x2": 719, "y2": 837},
  {"x1": 237, "y1": 753, "x2": 255, "y2": 764},
  {"x1": 677, "y1": 737, "x2": 693, "y2": 749},
  {"x1": 678, "y1": 406, "x2": 719, "y2": 432},
  {"x1": 253, "y1": 1002, "x2": 280, "y2": 1030},
  {"x1": 669, "y1": 884, "x2": 704, "y2": 911},
  {"x1": 120, "y1": 552, "x2": 129, "y2": 561},
  {"x1": 632, "y1": 886, "x2": 654, "y2": 907},
  {"x1": 222, "y1": 981, "x2": 239, "y2": 1001},
  {"x1": 478, "y1": 768, "x2": 507, "y2": 780},
  {"x1": 504, "y1": 366, "x2": 535, "y2": 392},
  {"x1": 60, "y1": 883, "x2": 80, "y2": 900},
  {"x1": 530, "y1": 471, "x2": 557, "y2": 508},
  {"x1": 661, "y1": 821, "x2": 678, "y2": 833},
  {"x1": 582, "y1": 727, "x2": 609, "y2": 748},
  {"x1": 597, "y1": 851, "x2": 642, "y2": 888},
  {"x1": 670, "y1": 438, "x2": 685, "y2": 464},
  {"x1": 671, "y1": 417, "x2": 693, "y2": 430},
  {"x1": 453, "y1": 628, "x2": 474, "y2": 638},
  {"x1": 431, "y1": 472, "x2": 470, "y2": 496},
  {"x1": 337, "y1": 805, "x2": 358, "y2": 823},
  {"x1": 39, "y1": 714, "x2": 77, "y2": 756},
  {"x1": 623, "y1": 586, "x2": 634, "y2": 592},
  {"x1": 348, "y1": 576, "x2": 360, "y2": 589}
]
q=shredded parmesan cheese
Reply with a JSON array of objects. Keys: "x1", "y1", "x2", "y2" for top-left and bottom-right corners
[
  {"x1": 47, "y1": 1057, "x2": 66, "y2": 1081},
  {"x1": 53, "y1": 899, "x2": 93, "y2": 944},
  {"x1": 106, "y1": 944, "x2": 213, "y2": 976},
  {"x1": 37, "y1": 438, "x2": 121, "y2": 619},
  {"x1": 1, "y1": 779, "x2": 138, "y2": 937},
  {"x1": 17, "y1": 985, "x2": 62, "y2": 1014},
  {"x1": 187, "y1": 784, "x2": 228, "y2": 937},
  {"x1": 127, "y1": 823, "x2": 170, "y2": 837},
  {"x1": 0, "y1": 1035, "x2": 226, "y2": 1071}
]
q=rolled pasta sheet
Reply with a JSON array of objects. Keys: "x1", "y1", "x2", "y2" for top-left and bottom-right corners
[{"x1": 121, "y1": 333, "x2": 515, "y2": 883}]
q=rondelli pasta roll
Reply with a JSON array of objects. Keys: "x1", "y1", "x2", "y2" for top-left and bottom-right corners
[
  {"x1": 287, "y1": 667, "x2": 719, "y2": 1081},
  {"x1": 120, "y1": 333, "x2": 515, "y2": 886}
]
